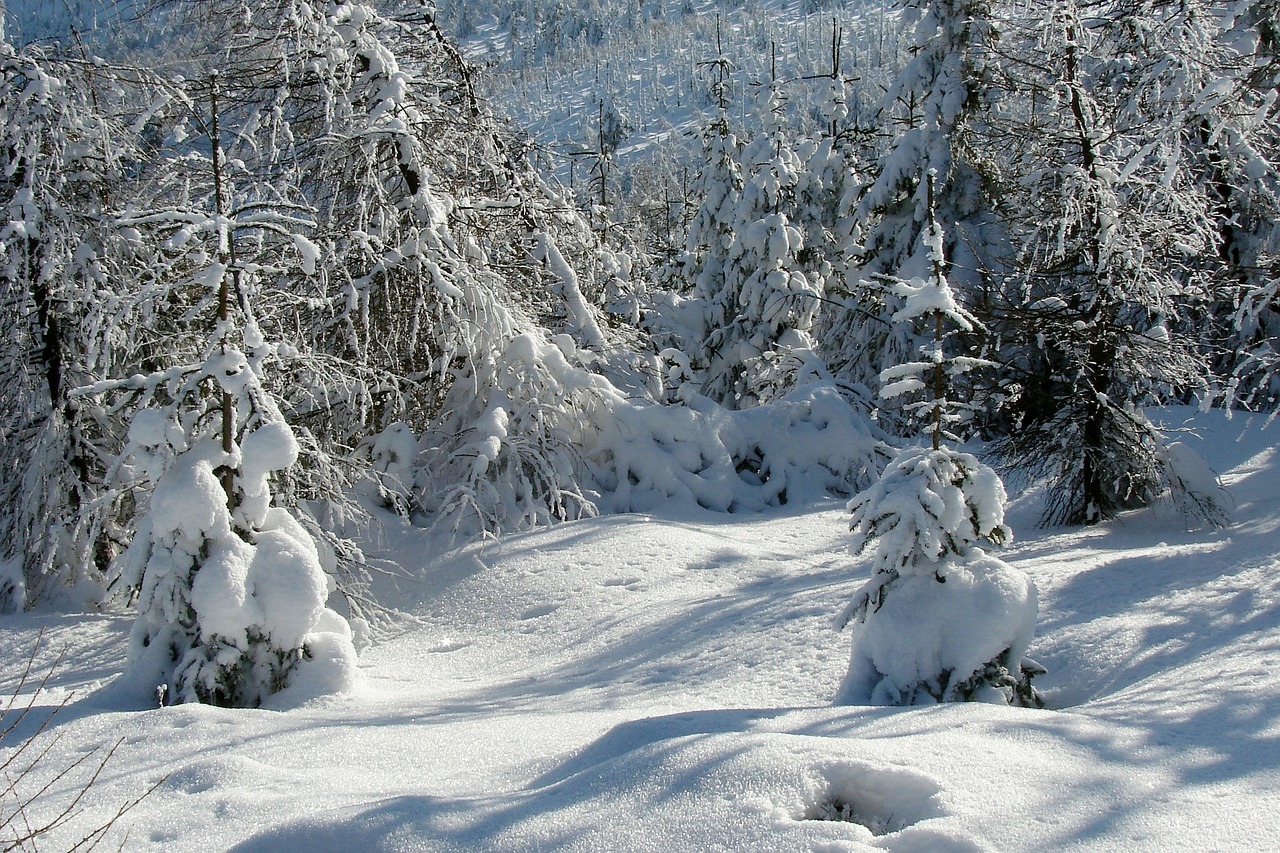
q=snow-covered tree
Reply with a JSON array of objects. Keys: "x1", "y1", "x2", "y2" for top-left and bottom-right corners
[
  {"x1": 838, "y1": 189, "x2": 1040, "y2": 707},
  {"x1": 878, "y1": 171, "x2": 990, "y2": 444},
  {"x1": 689, "y1": 80, "x2": 824, "y2": 406},
  {"x1": 854, "y1": 0, "x2": 997, "y2": 282},
  {"x1": 987, "y1": 0, "x2": 1224, "y2": 526},
  {"x1": 103, "y1": 77, "x2": 357, "y2": 706},
  {"x1": 822, "y1": 0, "x2": 998, "y2": 424},
  {"x1": 0, "y1": 43, "x2": 174, "y2": 609},
  {"x1": 120, "y1": 395, "x2": 359, "y2": 707},
  {"x1": 662, "y1": 107, "x2": 744, "y2": 400},
  {"x1": 124, "y1": 0, "x2": 633, "y2": 542},
  {"x1": 838, "y1": 442, "x2": 1039, "y2": 706},
  {"x1": 1207, "y1": 1, "x2": 1280, "y2": 414},
  {"x1": 792, "y1": 76, "x2": 869, "y2": 402}
]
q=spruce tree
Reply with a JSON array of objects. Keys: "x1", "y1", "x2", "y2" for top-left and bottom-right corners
[
  {"x1": 987, "y1": 0, "x2": 1223, "y2": 526},
  {"x1": 839, "y1": 174, "x2": 1040, "y2": 707},
  {"x1": 109, "y1": 78, "x2": 357, "y2": 706},
  {"x1": 829, "y1": 0, "x2": 999, "y2": 421}
]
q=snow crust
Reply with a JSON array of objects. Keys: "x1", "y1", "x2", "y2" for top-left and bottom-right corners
[{"x1": 2, "y1": 408, "x2": 1278, "y2": 852}]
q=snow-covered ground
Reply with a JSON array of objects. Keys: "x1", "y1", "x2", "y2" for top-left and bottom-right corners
[{"x1": 2, "y1": 406, "x2": 1278, "y2": 851}]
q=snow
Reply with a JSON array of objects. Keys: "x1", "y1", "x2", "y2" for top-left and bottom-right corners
[
  {"x1": 531, "y1": 233, "x2": 606, "y2": 352},
  {"x1": 840, "y1": 552, "x2": 1038, "y2": 706},
  {"x1": 2, "y1": 408, "x2": 1279, "y2": 850},
  {"x1": 239, "y1": 421, "x2": 299, "y2": 488},
  {"x1": 891, "y1": 275, "x2": 973, "y2": 331},
  {"x1": 291, "y1": 234, "x2": 321, "y2": 277}
]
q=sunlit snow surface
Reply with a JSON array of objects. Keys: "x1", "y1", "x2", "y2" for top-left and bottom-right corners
[{"x1": 2, "y1": 407, "x2": 1278, "y2": 851}]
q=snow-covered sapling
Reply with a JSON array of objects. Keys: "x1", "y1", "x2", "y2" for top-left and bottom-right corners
[
  {"x1": 122, "y1": 400, "x2": 359, "y2": 708},
  {"x1": 838, "y1": 444, "x2": 1041, "y2": 706},
  {"x1": 838, "y1": 173, "x2": 1042, "y2": 707},
  {"x1": 877, "y1": 171, "x2": 989, "y2": 446},
  {"x1": 111, "y1": 78, "x2": 358, "y2": 707}
]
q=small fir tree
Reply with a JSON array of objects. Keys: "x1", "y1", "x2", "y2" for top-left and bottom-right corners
[
  {"x1": 702, "y1": 80, "x2": 823, "y2": 407},
  {"x1": 838, "y1": 174, "x2": 1041, "y2": 707},
  {"x1": 106, "y1": 79, "x2": 357, "y2": 706}
]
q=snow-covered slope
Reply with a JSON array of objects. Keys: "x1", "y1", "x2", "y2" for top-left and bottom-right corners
[
  {"x1": 1, "y1": 0, "x2": 144, "y2": 47},
  {"x1": 441, "y1": 0, "x2": 895, "y2": 198},
  {"x1": 1, "y1": 407, "x2": 1277, "y2": 851}
]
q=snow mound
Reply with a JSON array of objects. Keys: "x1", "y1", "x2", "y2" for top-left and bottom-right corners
[
  {"x1": 839, "y1": 554, "x2": 1037, "y2": 706},
  {"x1": 227, "y1": 730, "x2": 985, "y2": 853}
]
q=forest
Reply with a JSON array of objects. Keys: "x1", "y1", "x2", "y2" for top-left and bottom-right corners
[{"x1": 2, "y1": 1, "x2": 1278, "y2": 849}]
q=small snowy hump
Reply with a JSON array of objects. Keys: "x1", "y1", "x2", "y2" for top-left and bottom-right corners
[{"x1": 241, "y1": 420, "x2": 301, "y2": 482}]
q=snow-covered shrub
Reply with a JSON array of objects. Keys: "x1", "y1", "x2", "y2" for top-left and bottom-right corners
[
  {"x1": 114, "y1": 342, "x2": 359, "y2": 708},
  {"x1": 121, "y1": 411, "x2": 356, "y2": 707},
  {"x1": 418, "y1": 332, "x2": 601, "y2": 540},
  {"x1": 594, "y1": 381, "x2": 889, "y2": 514},
  {"x1": 837, "y1": 445, "x2": 1040, "y2": 707}
]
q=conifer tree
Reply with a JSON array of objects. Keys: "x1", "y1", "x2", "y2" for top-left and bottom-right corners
[
  {"x1": 828, "y1": 0, "x2": 999, "y2": 419},
  {"x1": 689, "y1": 78, "x2": 823, "y2": 407},
  {"x1": 839, "y1": 174, "x2": 1040, "y2": 707},
  {"x1": 988, "y1": 0, "x2": 1224, "y2": 526},
  {"x1": 662, "y1": 106, "x2": 743, "y2": 399},
  {"x1": 1210, "y1": 1, "x2": 1280, "y2": 413},
  {"x1": 105, "y1": 78, "x2": 357, "y2": 706}
]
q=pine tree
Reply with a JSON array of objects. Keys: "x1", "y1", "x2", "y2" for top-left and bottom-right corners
[
  {"x1": 662, "y1": 106, "x2": 743, "y2": 400},
  {"x1": 828, "y1": 0, "x2": 999, "y2": 423},
  {"x1": 854, "y1": 0, "x2": 997, "y2": 282},
  {"x1": 1210, "y1": 1, "x2": 1280, "y2": 414},
  {"x1": 700, "y1": 80, "x2": 823, "y2": 406},
  {"x1": 839, "y1": 179, "x2": 1040, "y2": 707}
]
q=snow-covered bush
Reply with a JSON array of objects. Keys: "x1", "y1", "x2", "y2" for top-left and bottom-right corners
[
  {"x1": 418, "y1": 331, "x2": 601, "y2": 540},
  {"x1": 594, "y1": 381, "x2": 889, "y2": 514},
  {"x1": 101, "y1": 243, "x2": 359, "y2": 706},
  {"x1": 837, "y1": 445, "x2": 1040, "y2": 706},
  {"x1": 121, "y1": 405, "x2": 358, "y2": 707},
  {"x1": 418, "y1": 324, "x2": 889, "y2": 532}
]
